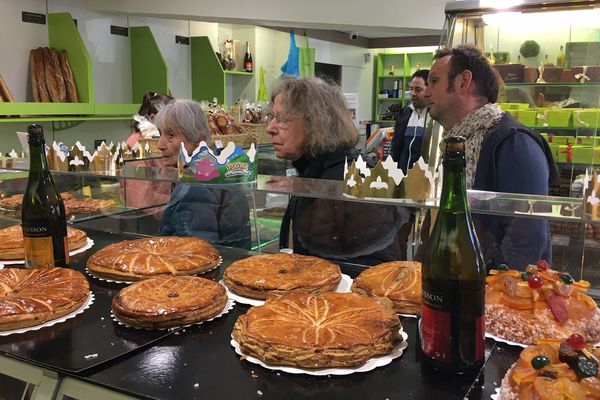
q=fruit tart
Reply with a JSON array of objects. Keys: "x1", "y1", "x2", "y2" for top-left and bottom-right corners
[
  {"x1": 486, "y1": 261, "x2": 600, "y2": 345},
  {"x1": 498, "y1": 335, "x2": 600, "y2": 399}
]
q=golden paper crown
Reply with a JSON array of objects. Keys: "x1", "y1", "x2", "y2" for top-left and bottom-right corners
[
  {"x1": 343, "y1": 155, "x2": 436, "y2": 200},
  {"x1": 47, "y1": 141, "x2": 124, "y2": 173}
]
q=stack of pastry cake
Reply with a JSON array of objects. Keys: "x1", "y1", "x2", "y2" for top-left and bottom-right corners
[
  {"x1": 0, "y1": 267, "x2": 90, "y2": 331},
  {"x1": 226, "y1": 253, "x2": 405, "y2": 369},
  {"x1": 0, "y1": 224, "x2": 88, "y2": 262},
  {"x1": 232, "y1": 291, "x2": 402, "y2": 368},
  {"x1": 88, "y1": 236, "x2": 227, "y2": 328},
  {"x1": 87, "y1": 236, "x2": 220, "y2": 281},
  {"x1": 0, "y1": 192, "x2": 116, "y2": 216},
  {"x1": 222, "y1": 253, "x2": 341, "y2": 299},
  {"x1": 351, "y1": 261, "x2": 422, "y2": 315}
]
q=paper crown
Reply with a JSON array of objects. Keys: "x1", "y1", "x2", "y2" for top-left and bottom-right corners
[
  {"x1": 177, "y1": 141, "x2": 257, "y2": 183},
  {"x1": 343, "y1": 155, "x2": 437, "y2": 200},
  {"x1": 46, "y1": 141, "x2": 124, "y2": 173}
]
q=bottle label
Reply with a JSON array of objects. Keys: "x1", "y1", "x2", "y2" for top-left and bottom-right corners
[
  {"x1": 22, "y1": 224, "x2": 69, "y2": 268},
  {"x1": 244, "y1": 61, "x2": 252, "y2": 71},
  {"x1": 420, "y1": 284, "x2": 485, "y2": 364}
]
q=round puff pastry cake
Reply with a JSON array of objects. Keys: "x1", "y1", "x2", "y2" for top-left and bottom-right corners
[
  {"x1": 232, "y1": 291, "x2": 402, "y2": 368},
  {"x1": 0, "y1": 193, "x2": 114, "y2": 216},
  {"x1": 0, "y1": 225, "x2": 88, "y2": 261},
  {"x1": 112, "y1": 276, "x2": 228, "y2": 329},
  {"x1": 351, "y1": 261, "x2": 421, "y2": 314},
  {"x1": 497, "y1": 336, "x2": 600, "y2": 399},
  {"x1": 223, "y1": 253, "x2": 341, "y2": 300},
  {"x1": 87, "y1": 236, "x2": 220, "y2": 281},
  {"x1": 486, "y1": 262, "x2": 600, "y2": 345},
  {"x1": 0, "y1": 267, "x2": 90, "y2": 331}
]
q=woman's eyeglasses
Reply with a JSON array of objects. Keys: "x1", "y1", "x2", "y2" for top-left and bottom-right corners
[{"x1": 266, "y1": 112, "x2": 302, "y2": 128}]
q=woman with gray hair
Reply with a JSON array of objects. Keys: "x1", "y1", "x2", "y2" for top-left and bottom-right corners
[
  {"x1": 155, "y1": 99, "x2": 251, "y2": 249},
  {"x1": 267, "y1": 76, "x2": 402, "y2": 265}
]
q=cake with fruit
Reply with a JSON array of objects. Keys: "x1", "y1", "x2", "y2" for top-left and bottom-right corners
[
  {"x1": 486, "y1": 261, "x2": 600, "y2": 345},
  {"x1": 498, "y1": 335, "x2": 600, "y2": 399}
]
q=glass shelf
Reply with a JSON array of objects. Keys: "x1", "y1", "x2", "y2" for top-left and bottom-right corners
[{"x1": 0, "y1": 163, "x2": 591, "y2": 225}]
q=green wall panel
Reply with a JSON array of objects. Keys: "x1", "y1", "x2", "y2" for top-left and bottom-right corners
[{"x1": 130, "y1": 26, "x2": 168, "y2": 104}]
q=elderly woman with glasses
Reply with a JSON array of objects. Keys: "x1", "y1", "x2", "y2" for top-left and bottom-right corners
[{"x1": 266, "y1": 76, "x2": 403, "y2": 265}]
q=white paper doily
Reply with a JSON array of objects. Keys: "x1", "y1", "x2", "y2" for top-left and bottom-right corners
[
  {"x1": 86, "y1": 256, "x2": 223, "y2": 284},
  {"x1": 0, "y1": 292, "x2": 95, "y2": 336},
  {"x1": 231, "y1": 329, "x2": 408, "y2": 376},
  {"x1": 221, "y1": 273, "x2": 353, "y2": 306},
  {"x1": 112, "y1": 298, "x2": 235, "y2": 330},
  {"x1": 0, "y1": 238, "x2": 95, "y2": 266},
  {"x1": 491, "y1": 387, "x2": 501, "y2": 400},
  {"x1": 399, "y1": 313, "x2": 418, "y2": 318},
  {"x1": 485, "y1": 332, "x2": 529, "y2": 348}
]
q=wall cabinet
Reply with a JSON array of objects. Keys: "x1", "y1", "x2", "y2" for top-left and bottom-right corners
[{"x1": 191, "y1": 36, "x2": 254, "y2": 106}]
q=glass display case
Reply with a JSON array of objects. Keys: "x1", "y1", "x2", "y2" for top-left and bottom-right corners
[{"x1": 441, "y1": 0, "x2": 600, "y2": 293}]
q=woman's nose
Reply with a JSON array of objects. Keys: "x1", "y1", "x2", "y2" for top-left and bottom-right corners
[{"x1": 266, "y1": 118, "x2": 278, "y2": 136}]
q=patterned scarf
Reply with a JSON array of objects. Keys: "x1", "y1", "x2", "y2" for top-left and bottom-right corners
[{"x1": 442, "y1": 103, "x2": 505, "y2": 188}]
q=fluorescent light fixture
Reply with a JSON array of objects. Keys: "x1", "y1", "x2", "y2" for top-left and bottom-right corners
[
  {"x1": 479, "y1": 0, "x2": 524, "y2": 9},
  {"x1": 482, "y1": 12, "x2": 522, "y2": 26}
]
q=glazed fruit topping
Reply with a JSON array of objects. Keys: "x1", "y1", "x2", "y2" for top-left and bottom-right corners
[
  {"x1": 561, "y1": 274, "x2": 574, "y2": 285},
  {"x1": 566, "y1": 334, "x2": 586, "y2": 350},
  {"x1": 536, "y1": 260, "x2": 549, "y2": 271},
  {"x1": 496, "y1": 263, "x2": 510, "y2": 271},
  {"x1": 527, "y1": 274, "x2": 543, "y2": 289},
  {"x1": 531, "y1": 355, "x2": 551, "y2": 370}
]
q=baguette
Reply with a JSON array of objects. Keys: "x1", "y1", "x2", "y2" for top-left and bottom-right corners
[
  {"x1": 29, "y1": 49, "x2": 39, "y2": 101},
  {"x1": 34, "y1": 48, "x2": 50, "y2": 102},
  {"x1": 49, "y1": 48, "x2": 66, "y2": 102},
  {"x1": 43, "y1": 47, "x2": 60, "y2": 102},
  {"x1": 59, "y1": 50, "x2": 78, "y2": 103},
  {"x1": 0, "y1": 73, "x2": 14, "y2": 102}
]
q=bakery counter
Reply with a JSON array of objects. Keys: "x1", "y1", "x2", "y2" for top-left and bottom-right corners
[
  {"x1": 0, "y1": 225, "x2": 517, "y2": 400},
  {"x1": 0, "y1": 227, "x2": 183, "y2": 374},
  {"x1": 79, "y1": 311, "x2": 497, "y2": 400}
]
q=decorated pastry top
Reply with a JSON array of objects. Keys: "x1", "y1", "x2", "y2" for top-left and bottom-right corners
[
  {"x1": 499, "y1": 335, "x2": 600, "y2": 399},
  {"x1": 487, "y1": 261, "x2": 596, "y2": 325}
]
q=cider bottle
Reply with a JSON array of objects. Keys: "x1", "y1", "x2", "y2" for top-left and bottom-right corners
[
  {"x1": 22, "y1": 124, "x2": 69, "y2": 268},
  {"x1": 244, "y1": 41, "x2": 253, "y2": 73},
  {"x1": 420, "y1": 136, "x2": 486, "y2": 373}
]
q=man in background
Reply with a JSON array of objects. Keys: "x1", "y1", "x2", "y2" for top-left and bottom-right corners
[{"x1": 391, "y1": 69, "x2": 433, "y2": 173}]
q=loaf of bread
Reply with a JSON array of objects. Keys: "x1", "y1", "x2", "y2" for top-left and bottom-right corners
[
  {"x1": 59, "y1": 50, "x2": 78, "y2": 103},
  {"x1": 29, "y1": 49, "x2": 39, "y2": 102},
  {"x1": 43, "y1": 47, "x2": 60, "y2": 102},
  {"x1": 49, "y1": 48, "x2": 66, "y2": 102},
  {"x1": 33, "y1": 48, "x2": 50, "y2": 102},
  {"x1": 0, "y1": 73, "x2": 14, "y2": 102}
]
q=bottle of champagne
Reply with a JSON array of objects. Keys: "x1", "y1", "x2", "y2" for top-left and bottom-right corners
[
  {"x1": 244, "y1": 41, "x2": 253, "y2": 73},
  {"x1": 420, "y1": 136, "x2": 486, "y2": 373},
  {"x1": 556, "y1": 45, "x2": 565, "y2": 68},
  {"x1": 22, "y1": 124, "x2": 69, "y2": 268}
]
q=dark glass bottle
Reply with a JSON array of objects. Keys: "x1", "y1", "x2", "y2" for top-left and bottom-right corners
[
  {"x1": 244, "y1": 41, "x2": 253, "y2": 73},
  {"x1": 420, "y1": 136, "x2": 486, "y2": 373},
  {"x1": 21, "y1": 124, "x2": 69, "y2": 268}
]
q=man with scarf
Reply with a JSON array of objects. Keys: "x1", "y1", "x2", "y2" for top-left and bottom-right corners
[{"x1": 424, "y1": 44, "x2": 558, "y2": 270}]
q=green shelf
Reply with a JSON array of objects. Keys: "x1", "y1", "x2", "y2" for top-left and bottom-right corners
[
  {"x1": 94, "y1": 103, "x2": 140, "y2": 116},
  {"x1": 378, "y1": 75, "x2": 405, "y2": 79},
  {"x1": 377, "y1": 98, "x2": 402, "y2": 102},
  {"x1": 130, "y1": 26, "x2": 168, "y2": 103},
  {"x1": 225, "y1": 70, "x2": 254, "y2": 76}
]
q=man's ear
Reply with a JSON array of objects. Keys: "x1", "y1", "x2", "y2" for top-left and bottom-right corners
[{"x1": 457, "y1": 70, "x2": 474, "y2": 95}]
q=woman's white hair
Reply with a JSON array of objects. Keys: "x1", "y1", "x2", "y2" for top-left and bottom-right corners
[{"x1": 154, "y1": 99, "x2": 211, "y2": 144}]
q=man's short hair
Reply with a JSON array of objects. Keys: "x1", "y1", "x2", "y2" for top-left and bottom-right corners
[
  {"x1": 434, "y1": 45, "x2": 499, "y2": 103},
  {"x1": 411, "y1": 69, "x2": 429, "y2": 84}
]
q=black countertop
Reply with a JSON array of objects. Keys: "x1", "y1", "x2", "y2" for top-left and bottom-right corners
[
  {"x1": 0, "y1": 227, "x2": 179, "y2": 374},
  {"x1": 0, "y1": 225, "x2": 521, "y2": 399}
]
